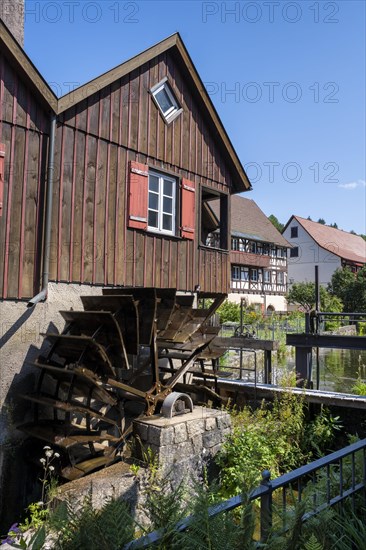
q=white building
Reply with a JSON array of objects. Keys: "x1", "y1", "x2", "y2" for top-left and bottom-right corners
[{"x1": 282, "y1": 216, "x2": 366, "y2": 285}]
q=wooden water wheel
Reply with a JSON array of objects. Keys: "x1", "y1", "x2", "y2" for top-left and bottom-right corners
[{"x1": 19, "y1": 288, "x2": 225, "y2": 480}]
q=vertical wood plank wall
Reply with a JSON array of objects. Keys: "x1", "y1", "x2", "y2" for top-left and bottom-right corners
[
  {"x1": 0, "y1": 52, "x2": 49, "y2": 299},
  {"x1": 53, "y1": 52, "x2": 232, "y2": 294}
]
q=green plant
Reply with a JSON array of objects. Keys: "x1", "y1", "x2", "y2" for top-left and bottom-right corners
[
  {"x1": 52, "y1": 493, "x2": 135, "y2": 550},
  {"x1": 130, "y1": 463, "x2": 140, "y2": 476},
  {"x1": 303, "y1": 407, "x2": 342, "y2": 457},
  {"x1": 351, "y1": 367, "x2": 366, "y2": 395},
  {"x1": 19, "y1": 446, "x2": 60, "y2": 533},
  {"x1": 217, "y1": 393, "x2": 308, "y2": 497}
]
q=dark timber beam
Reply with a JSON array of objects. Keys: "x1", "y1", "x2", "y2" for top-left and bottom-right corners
[{"x1": 287, "y1": 334, "x2": 366, "y2": 351}]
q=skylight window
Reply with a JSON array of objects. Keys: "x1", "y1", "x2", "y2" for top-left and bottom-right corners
[{"x1": 151, "y1": 78, "x2": 182, "y2": 123}]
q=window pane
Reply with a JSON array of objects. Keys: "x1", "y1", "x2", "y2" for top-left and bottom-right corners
[
  {"x1": 149, "y1": 175, "x2": 159, "y2": 193},
  {"x1": 148, "y1": 210, "x2": 158, "y2": 228},
  {"x1": 149, "y1": 192, "x2": 158, "y2": 210},
  {"x1": 162, "y1": 214, "x2": 172, "y2": 231},
  {"x1": 163, "y1": 196, "x2": 172, "y2": 213},
  {"x1": 155, "y1": 88, "x2": 173, "y2": 114},
  {"x1": 163, "y1": 179, "x2": 173, "y2": 196}
]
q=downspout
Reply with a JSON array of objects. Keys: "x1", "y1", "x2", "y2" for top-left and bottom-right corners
[{"x1": 27, "y1": 113, "x2": 56, "y2": 307}]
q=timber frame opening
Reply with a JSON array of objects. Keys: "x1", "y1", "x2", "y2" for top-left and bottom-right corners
[{"x1": 200, "y1": 189, "x2": 229, "y2": 251}]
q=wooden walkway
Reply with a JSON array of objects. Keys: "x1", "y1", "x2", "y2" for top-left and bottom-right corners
[{"x1": 215, "y1": 379, "x2": 366, "y2": 410}]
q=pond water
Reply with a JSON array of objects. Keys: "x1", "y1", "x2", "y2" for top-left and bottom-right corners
[
  {"x1": 285, "y1": 348, "x2": 366, "y2": 393},
  {"x1": 225, "y1": 348, "x2": 366, "y2": 394}
]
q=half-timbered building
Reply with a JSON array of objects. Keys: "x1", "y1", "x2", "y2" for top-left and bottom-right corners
[{"x1": 211, "y1": 196, "x2": 290, "y2": 312}]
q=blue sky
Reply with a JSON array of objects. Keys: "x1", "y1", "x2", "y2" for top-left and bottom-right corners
[{"x1": 24, "y1": 0, "x2": 366, "y2": 234}]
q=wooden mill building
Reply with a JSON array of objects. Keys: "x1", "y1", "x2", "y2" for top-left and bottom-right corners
[
  {"x1": 0, "y1": 21, "x2": 251, "y2": 303},
  {"x1": 0, "y1": 16, "x2": 251, "y2": 528}
]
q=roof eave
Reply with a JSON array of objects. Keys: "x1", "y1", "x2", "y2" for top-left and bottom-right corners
[{"x1": 0, "y1": 19, "x2": 58, "y2": 113}]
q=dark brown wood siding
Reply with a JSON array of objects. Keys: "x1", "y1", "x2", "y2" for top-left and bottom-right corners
[
  {"x1": 0, "y1": 51, "x2": 49, "y2": 299},
  {"x1": 53, "y1": 52, "x2": 235, "y2": 293}
]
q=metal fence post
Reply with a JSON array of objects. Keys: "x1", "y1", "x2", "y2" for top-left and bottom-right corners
[{"x1": 260, "y1": 469, "x2": 272, "y2": 542}]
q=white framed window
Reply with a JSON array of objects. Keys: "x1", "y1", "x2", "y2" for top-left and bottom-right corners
[
  {"x1": 148, "y1": 170, "x2": 176, "y2": 235},
  {"x1": 264, "y1": 270, "x2": 271, "y2": 283},
  {"x1": 232, "y1": 266, "x2": 240, "y2": 280},
  {"x1": 232, "y1": 237, "x2": 239, "y2": 251},
  {"x1": 277, "y1": 272, "x2": 284, "y2": 284},
  {"x1": 151, "y1": 78, "x2": 182, "y2": 123},
  {"x1": 250, "y1": 269, "x2": 258, "y2": 282}
]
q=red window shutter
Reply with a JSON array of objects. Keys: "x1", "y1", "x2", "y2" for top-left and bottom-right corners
[
  {"x1": 180, "y1": 178, "x2": 195, "y2": 240},
  {"x1": 0, "y1": 144, "x2": 5, "y2": 217},
  {"x1": 128, "y1": 161, "x2": 149, "y2": 230}
]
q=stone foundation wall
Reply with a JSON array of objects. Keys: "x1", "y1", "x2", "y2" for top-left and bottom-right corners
[
  {"x1": 133, "y1": 407, "x2": 231, "y2": 487},
  {"x1": 55, "y1": 407, "x2": 231, "y2": 527},
  {"x1": 0, "y1": 283, "x2": 103, "y2": 532}
]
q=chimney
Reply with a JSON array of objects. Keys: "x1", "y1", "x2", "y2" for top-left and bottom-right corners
[{"x1": 1, "y1": 0, "x2": 24, "y2": 47}]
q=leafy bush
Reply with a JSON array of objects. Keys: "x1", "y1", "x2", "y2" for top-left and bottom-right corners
[{"x1": 216, "y1": 396, "x2": 341, "y2": 497}]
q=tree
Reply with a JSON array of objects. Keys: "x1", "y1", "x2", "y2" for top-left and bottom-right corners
[
  {"x1": 287, "y1": 282, "x2": 342, "y2": 312},
  {"x1": 268, "y1": 214, "x2": 284, "y2": 232},
  {"x1": 317, "y1": 218, "x2": 326, "y2": 225},
  {"x1": 330, "y1": 222, "x2": 338, "y2": 229},
  {"x1": 328, "y1": 267, "x2": 355, "y2": 302},
  {"x1": 329, "y1": 266, "x2": 366, "y2": 312}
]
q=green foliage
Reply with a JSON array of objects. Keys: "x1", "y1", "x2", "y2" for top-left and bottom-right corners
[
  {"x1": 217, "y1": 393, "x2": 307, "y2": 496},
  {"x1": 303, "y1": 533, "x2": 323, "y2": 550},
  {"x1": 53, "y1": 493, "x2": 135, "y2": 550},
  {"x1": 329, "y1": 266, "x2": 366, "y2": 312},
  {"x1": 287, "y1": 282, "x2": 343, "y2": 312},
  {"x1": 217, "y1": 396, "x2": 342, "y2": 498},
  {"x1": 168, "y1": 481, "x2": 256, "y2": 550},
  {"x1": 20, "y1": 502, "x2": 49, "y2": 532},
  {"x1": 216, "y1": 300, "x2": 241, "y2": 323},
  {"x1": 351, "y1": 367, "x2": 366, "y2": 395},
  {"x1": 303, "y1": 407, "x2": 342, "y2": 457},
  {"x1": 268, "y1": 214, "x2": 284, "y2": 232}
]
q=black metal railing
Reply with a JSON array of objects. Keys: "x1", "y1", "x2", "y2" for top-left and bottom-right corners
[{"x1": 124, "y1": 438, "x2": 366, "y2": 548}]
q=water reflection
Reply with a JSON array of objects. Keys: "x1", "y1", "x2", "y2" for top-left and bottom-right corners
[{"x1": 280, "y1": 349, "x2": 366, "y2": 393}]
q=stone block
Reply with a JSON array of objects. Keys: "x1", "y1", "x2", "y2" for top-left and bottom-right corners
[
  {"x1": 134, "y1": 422, "x2": 148, "y2": 442},
  {"x1": 174, "y1": 423, "x2": 188, "y2": 444},
  {"x1": 205, "y1": 417, "x2": 217, "y2": 431},
  {"x1": 202, "y1": 430, "x2": 221, "y2": 449},
  {"x1": 216, "y1": 413, "x2": 232, "y2": 431},
  {"x1": 191, "y1": 434, "x2": 203, "y2": 453},
  {"x1": 210, "y1": 443, "x2": 222, "y2": 457},
  {"x1": 186, "y1": 419, "x2": 204, "y2": 437}
]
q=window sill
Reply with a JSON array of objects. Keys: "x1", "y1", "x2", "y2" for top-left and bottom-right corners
[{"x1": 199, "y1": 245, "x2": 229, "y2": 254}]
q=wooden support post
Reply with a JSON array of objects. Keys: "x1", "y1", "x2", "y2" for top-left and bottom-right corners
[
  {"x1": 264, "y1": 350, "x2": 272, "y2": 384},
  {"x1": 295, "y1": 346, "x2": 312, "y2": 387}
]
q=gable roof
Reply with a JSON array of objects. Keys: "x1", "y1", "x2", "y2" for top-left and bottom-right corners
[
  {"x1": 211, "y1": 195, "x2": 291, "y2": 247},
  {"x1": 57, "y1": 32, "x2": 251, "y2": 193},
  {"x1": 0, "y1": 22, "x2": 251, "y2": 193},
  {"x1": 284, "y1": 216, "x2": 366, "y2": 265},
  {"x1": 0, "y1": 19, "x2": 58, "y2": 112}
]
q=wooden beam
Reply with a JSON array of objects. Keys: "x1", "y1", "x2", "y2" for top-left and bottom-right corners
[
  {"x1": 214, "y1": 337, "x2": 279, "y2": 351},
  {"x1": 287, "y1": 334, "x2": 366, "y2": 350}
]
